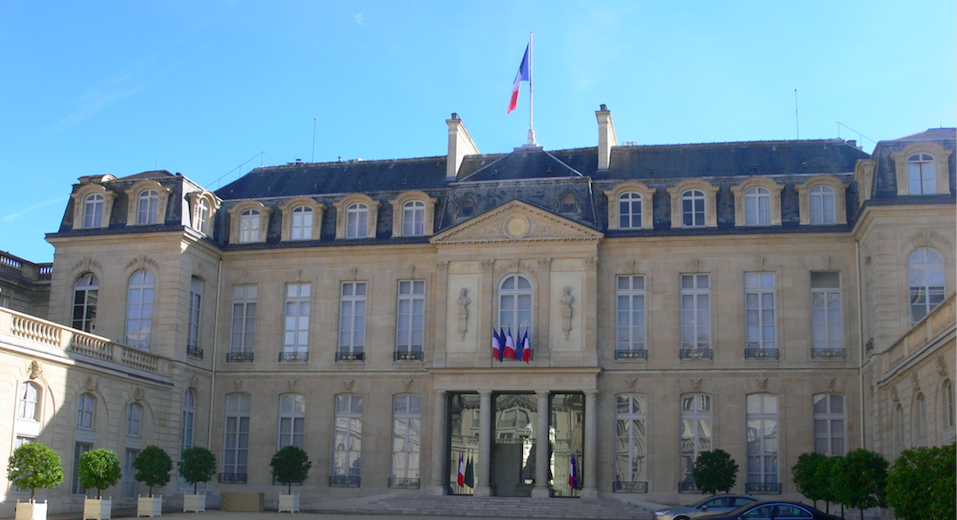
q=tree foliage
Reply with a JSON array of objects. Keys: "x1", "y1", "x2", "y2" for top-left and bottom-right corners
[
  {"x1": 132, "y1": 445, "x2": 172, "y2": 496},
  {"x1": 887, "y1": 444, "x2": 956, "y2": 520},
  {"x1": 830, "y1": 448, "x2": 887, "y2": 520},
  {"x1": 790, "y1": 452, "x2": 827, "y2": 508},
  {"x1": 270, "y1": 446, "x2": 312, "y2": 494},
  {"x1": 813, "y1": 455, "x2": 840, "y2": 513},
  {"x1": 692, "y1": 449, "x2": 738, "y2": 495},
  {"x1": 77, "y1": 449, "x2": 121, "y2": 499},
  {"x1": 178, "y1": 447, "x2": 217, "y2": 494},
  {"x1": 6, "y1": 443, "x2": 64, "y2": 501}
]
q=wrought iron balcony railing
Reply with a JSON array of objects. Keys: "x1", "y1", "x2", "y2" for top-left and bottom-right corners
[
  {"x1": 615, "y1": 349, "x2": 648, "y2": 361},
  {"x1": 226, "y1": 352, "x2": 254, "y2": 363}
]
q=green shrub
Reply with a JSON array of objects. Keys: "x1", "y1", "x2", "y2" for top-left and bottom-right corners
[
  {"x1": 791, "y1": 452, "x2": 827, "y2": 509},
  {"x1": 178, "y1": 447, "x2": 216, "y2": 494},
  {"x1": 77, "y1": 449, "x2": 121, "y2": 499},
  {"x1": 270, "y1": 446, "x2": 312, "y2": 494},
  {"x1": 132, "y1": 446, "x2": 172, "y2": 496},
  {"x1": 831, "y1": 448, "x2": 887, "y2": 520},
  {"x1": 692, "y1": 449, "x2": 738, "y2": 495},
  {"x1": 6, "y1": 443, "x2": 64, "y2": 501},
  {"x1": 887, "y1": 444, "x2": 956, "y2": 520}
]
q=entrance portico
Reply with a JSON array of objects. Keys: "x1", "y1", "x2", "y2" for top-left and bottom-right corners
[{"x1": 430, "y1": 368, "x2": 601, "y2": 499}]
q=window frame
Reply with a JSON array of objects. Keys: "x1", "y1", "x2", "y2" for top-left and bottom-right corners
[
  {"x1": 181, "y1": 389, "x2": 195, "y2": 454},
  {"x1": 18, "y1": 382, "x2": 40, "y2": 421},
  {"x1": 77, "y1": 393, "x2": 95, "y2": 430},
  {"x1": 680, "y1": 273, "x2": 711, "y2": 359},
  {"x1": 187, "y1": 277, "x2": 203, "y2": 358},
  {"x1": 338, "y1": 282, "x2": 367, "y2": 361},
  {"x1": 810, "y1": 272, "x2": 843, "y2": 358},
  {"x1": 745, "y1": 273, "x2": 777, "y2": 359},
  {"x1": 346, "y1": 203, "x2": 369, "y2": 239},
  {"x1": 908, "y1": 248, "x2": 946, "y2": 325},
  {"x1": 744, "y1": 187, "x2": 771, "y2": 226},
  {"x1": 679, "y1": 393, "x2": 712, "y2": 491},
  {"x1": 907, "y1": 153, "x2": 937, "y2": 195},
  {"x1": 229, "y1": 284, "x2": 257, "y2": 361},
  {"x1": 402, "y1": 200, "x2": 426, "y2": 236},
  {"x1": 390, "y1": 394, "x2": 422, "y2": 487},
  {"x1": 813, "y1": 393, "x2": 846, "y2": 456},
  {"x1": 809, "y1": 185, "x2": 836, "y2": 225},
  {"x1": 137, "y1": 189, "x2": 159, "y2": 225},
  {"x1": 681, "y1": 189, "x2": 706, "y2": 228},
  {"x1": 73, "y1": 273, "x2": 98, "y2": 333},
  {"x1": 290, "y1": 205, "x2": 313, "y2": 240},
  {"x1": 72, "y1": 442, "x2": 93, "y2": 495},
  {"x1": 395, "y1": 280, "x2": 425, "y2": 361},
  {"x1": 277, "y1": 393, "x2": 306, "y2": 450},
  {"x1": 239, "y1": 209, "x2": 260, "y2": 243},
  {"x1": 614, "y1": 393, "x2": 647, "y2": 491},
  {"x1": 125, "y1": 270, "x2": 155, "y2": 350},
  {"x1": 616, "y1": 275, "x2": 647, "y2": 360},
  {"x1": 745, "y1": 393, "x2": 779, "y2": 494},
  {"x1": 84, "y1": 194, "x2": 104, "y2": 228},
  {"x1": 332, "y1": 394, "x2": 363, "y2": 486},
  {"x1": 127, "y1": 403, "x2": 142, "y2": 437},
  {"x1": 282, "y1": 283, "x2": 311, "y2": 362},
  {"x1": 498, "y1": 274, "x2": 534, "y2": 337},
  {"x1": 617, "y1": 192, "x2": 643, "y2": 230},
  {"x1": 222, "y1": 393, "x2": 251, "y2": 482},
  {"x1": 122, "y1": 448, "x2": 140, "y2": 497}
]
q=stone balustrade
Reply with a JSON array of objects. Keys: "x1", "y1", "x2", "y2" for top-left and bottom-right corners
[
  {"x1": 883, "y1": 293, "x2": 955, "y2": 370},
  {"x1": 0, "y1": 307, "x2": 169, "y2": 377}
]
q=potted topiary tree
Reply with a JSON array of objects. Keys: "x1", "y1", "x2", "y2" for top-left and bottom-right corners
[
  {"x1": 178, "y1": 447, "x2": 216, "y2": 513},
  {"x1": 270, "y1": 446, "x2": 311, "y2": 513},
  {"x1": 7, "y1": 442, "x2": 64, "y2": 520},
  {"x1": 77, "y1": 449, "x2": 121, "y2": 520},
  {"x1": 133, "y1": 446, "x2": 173, "y2": 517},
  {"x1": 692, "y1": 449, "x2": 739, "y2": 495}
]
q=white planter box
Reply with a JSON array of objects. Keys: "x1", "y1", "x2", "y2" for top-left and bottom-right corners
[
  {"x1": 278, "y1": 493, "x2": 300, "y2": 513},
  {"x1": 137, "y1": 495, "x2": 163, "y2": 517},
  {"x1": 15, "y1": 500, "x2": 47, "y2": 520},
  {"x1": 183, "y1": 493, "x2": 206, "y2": 513},
  {"x1": 83, "y1": 498, "x2": 112, "y2": 520}
]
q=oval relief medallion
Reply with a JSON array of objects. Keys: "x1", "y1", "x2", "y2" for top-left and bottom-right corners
[{"x1": 506, "y1": 216, "x2": 530, "y2": 238}]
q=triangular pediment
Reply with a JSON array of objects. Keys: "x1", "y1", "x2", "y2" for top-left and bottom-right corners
[{"x1": 431, "y1": 200, "x2": 603, "y2": 245}]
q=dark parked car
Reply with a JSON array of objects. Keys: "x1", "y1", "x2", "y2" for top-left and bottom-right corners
[
  {"x1": 654, "y1": 495, "x2": 759, "y2": 520},
  {"x1": 698, "y1": 501, "x2": 841, "y2": 520}
]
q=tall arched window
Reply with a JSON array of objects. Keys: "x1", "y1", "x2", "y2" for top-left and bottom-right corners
[
  {"x1": 77, "y1": 393, "x2": 95, "y2": 430},
  {"x1": 391, "y1": 394, "x2": 422, "y2": 487},
  {"x1": 222, "y1": 393, "x2": 250, "y2": 482},
  {"x1": 278, "y1": 394, "x2": 305, "y2": 449},
  {"x1": 746, "y1": 393, "x2": 779, "y2": 493},
  {"x1": 137, "y1": 190, "x2": 159, "y2": 224},
  {"x1": 291, "y1": 206, "x2": 313, "y2": 240},
  {"x1": 498, "y1": 274, "x2": 533, "y2": 333},
  {"x1": 18, "y1": 382, "x2": 40, "y2": 421},
  {"x1": 73, "y1": 273, "x2": 98, "y2": 333},
  {"x1": 239, "y1": 209, "x2": 260, "y2": 243},
  {"x1": 744, "y1": 187, "x2": 770, "y2": 226},
  {"x1": 615, "y1": 394, "x2": 647, "y2": 492},
  {"x1": 187, "y1": 277, "x2": 202, "y2": 357},
  {"x1": 346, "y1": 203, "x2": 368, "y2": 238},
  {"x1": 908, "y1": 153, "x2": 937, "y2": 194},
  {"x1": 908, "y1": 248, "x2": 945, "y2": 324},
  {"x1": 895, "y1": 404, "x2": 905, "y2": 452},
  {"x1": 127, "y1": 403, "x2": 142, "y2": 437},
  {"x1": 126, "y1": 270, "x2": 154, "y2": 350},
  {"x1": 679, "y1": 393, "x2": 712, "y2": 491},
  {"x1": 181, "y1": 389, "x2": 195, "y2": 454},
  {"x1": 332, "y1": 394, "x2": 363, "y2": 486},
  {"x1": 681, "y1": 190, "x2": 705, "y2": 227},
  {"x1": 618, "y1": 192, "x2": 642, "y2": 229},
  {"x1": 915, "y1": 393, "x2": 928, "y2": 447},
  {"x1": 809, "y1": 185, "x2": 836, "y2": 224},
  {"x1": 84, "y1": 194, "x2": 104, "y2": 228},
  {"x1": 402, "y1": 201, "x2": 425, "y2": 236},
  {"x1": 813, "y1": 394, "x2": 845, "y2": 456}
]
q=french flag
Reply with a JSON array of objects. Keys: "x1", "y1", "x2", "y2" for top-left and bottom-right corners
[
  {"x1": 504, "y1": 326, "x2": 517, "y2": 360},
  {"x1": 521, "y1": 329, "x2": 531, "y2": 363},
  {"x1": 492, "y1": 328, "x2": 502, "y2": 361},
  {"x1": 457, "y1": 453, "x2": 465, "y2": 486},
  {"x1": 569, "y1": 454, "x2": 579, "y2": 490},
  {"x1": 507, "y1": 44, "x2": 530, "y2": 114}
]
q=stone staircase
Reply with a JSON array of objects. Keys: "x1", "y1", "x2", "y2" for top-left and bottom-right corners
[{"x1": 314, "y1": 494, "x2": 654, "y2": 519}]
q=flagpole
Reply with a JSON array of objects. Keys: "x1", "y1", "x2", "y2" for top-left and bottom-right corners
[{"x1": 527, "y1": 31, "x2": 537, "y2": 146}]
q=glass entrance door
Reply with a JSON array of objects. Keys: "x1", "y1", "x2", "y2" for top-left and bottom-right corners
[
  {"x1": 550, "y1": 393, "x2": 584, "y2": 497},
  {"x1": 491, "y1": 393, "x2": 537, "y2": 496},
  {"x1": 448, "y1": 393, "x2": 479, "y2": 495}
]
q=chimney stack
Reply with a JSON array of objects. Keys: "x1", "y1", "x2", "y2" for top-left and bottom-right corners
[
  {"x1": 596, "y1": 104, "x2": 618, "y2": 170},
  {"x1": 446, "y1": 113, "x2": 480, "y2": 180}
]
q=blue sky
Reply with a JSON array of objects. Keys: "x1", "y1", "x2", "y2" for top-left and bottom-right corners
[{"x1": 1, "y1": 1, "x2": 954, "y2": 263}]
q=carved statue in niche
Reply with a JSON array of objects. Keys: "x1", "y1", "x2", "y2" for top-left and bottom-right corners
[
  {"x1": 561, "y1": 286, "x2": 574, "y2": 339},
  {"x1": 457, "y1": 288, "x2": 471, "y2": 340}
]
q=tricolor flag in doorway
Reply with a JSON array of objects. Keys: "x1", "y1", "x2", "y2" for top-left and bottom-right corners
[
  {"x1": 569, "y1": 454, "x2": 579, "y2": 490},
  {"x1": 507, "y1": 44, "x2": 530, "y2": 114},
  {"x1": 457, "y1": 453, "x2": 465, "y2": 486}
]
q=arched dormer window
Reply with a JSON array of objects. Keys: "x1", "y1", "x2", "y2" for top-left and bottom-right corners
[
  {"x1": 498, "y1": 274, "x2": 533, "y2": 333},
  {"x1": 389, "y1": 192, "x2": 438, "y2": 238},
  {"x1": 291, "y1": 206, "x2": 313, "y2": 239},
  {"x1": 908, "y1": 247, "x2": 945, "y2": 324},
  {"x1": 138, "y1": 190, "x2": 159, "y2": 224},
  {"x1": 125, "y1": 180, "x2": 172, "y2": 227},
  {"x1": 71, "y1": 181, "x2": 116, "y2": 230},
  {"x1": 908, "y1": 153, "x2": 937, "y2": 194},
  {"x1": 84, "y1": 195, "x2": 104, "y2": 228},
  {"x1": 604, "y1": 183, "x2": 655, "y2": 231},
  {"x1": 278, "y1": 197, "x2": 326, "y2": 242},
  {"x1": 73, "y1": 273, "x2": 98, "y2": 333},
  {"x1": 239, "y1": 210, "x2": 260, "y2": 243},
  {"x1": 402, "y1": 201, "x2": 425, "y2": 236},
  {"x1": 796, "y1": 176, "x2": 849, "y2": 225},
  {"x1": 890, "y1": 142, "x2": 953, "y2": 196},
  {"x1": 187, "y1": 190, "x2": 221, "y2": 236},
  {"x1": 458, "y1": 196, "x2": 476, "y2": 219},
  {"x1": 333, "y1": 194, "x2": 379, "y2": 240},
  {"x1": 347, "y1": 204, "x2": 368, "y2": 238},
  {"x1": 731, "y1": 177, "x2": 783, "y2": 227},
  {"x1": 227, "y1": 201, "x2": 272, "y2": 245},
  {"x1": 744, "y1": 188, "x2": 770, "y2": 226},
  {"x1": 559, "y1": 192, "x2": 579, "y2": 214},
  {"x1": 667, "y1": 180, "x2": 719, "y2": 229}
]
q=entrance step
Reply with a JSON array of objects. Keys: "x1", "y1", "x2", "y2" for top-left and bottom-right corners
[{"x1": 316, "y1": 494, "x2": 653, "y2": 519}]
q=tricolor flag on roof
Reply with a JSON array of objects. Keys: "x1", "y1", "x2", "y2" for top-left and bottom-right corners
[{"x1": 507, "y1": 44, "x2": 530, "y2": 114}]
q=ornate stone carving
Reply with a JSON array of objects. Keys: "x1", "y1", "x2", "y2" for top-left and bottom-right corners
[
  {"x1": 402, "y1": 378, "x2": 413, "y2": 392},
  {"x1": 288, "y1": 379, "x2": 298, "y2": 391},
  {"x1": 72, "y1": 258, "x2": 103, "y2": 275},
  {"x1": 825, "y1": 378, "x2": 836, "y2": 392},
  {"x1": 890, "y1": 385, "x2": 900, "y2": 403},
  {"x1": 537, "y1": 257, "x2": 552, "y2": 269},
  {"x1": 457, "y1": 288, "x2": 471, "y2": 340},
  {"x1": 436, "y1": 260, "x2": 450, "y2": 271},
  {"x1": 691, "y1": 378, "x2": 703, "y2": 392},
  {"x1": 344, "y1": 379, "x2": 355, "y2": 392},
  {"x1": 584, "y1": 257, "x2": 599, "y2": 270},
  {"x1": 481, "y1": 260, "x2": 496, "y2": 272},
  {"x1": 85, "y1": 375, "x2": 98, "y2": 392},
  {"x1": 561, "y1": 287, "x2": 575, "y2": 339},
  {"x1": 134, "y1": 386, "x2": 145, "y2": 402},
  {"x1": 28, "y1": 360, "x2": 43, "y2": 379},
  {"x1": 125, "y1": 254, "x2": 160, "y2": 272},
  {"x1": 910, "y1": 373, "x2": 920, "y2": 392},
  {"x1": 937, "y1": 356, "x2": 948, "y2": 377},
  {"x1": 189, "y1": 375, "x2": 200, "y2": 389},
  {"x1": 233, "y1": 379, "x2": 244, "y2": 391},
  {"x1": 757, "y1": 377, "x2": 769, "y2": 392},
  {"x1": 625, "y1": 378, "x2": 637, "y2": 392},
  {"x1": 907, "y1": 229, "x2": 952, "y2": 251}
]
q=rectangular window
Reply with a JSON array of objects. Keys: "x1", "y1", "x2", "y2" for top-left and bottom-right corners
[
  {"x1": 282, "y1": 283, "x2": 311, "y2": 362},
  {"x1": 338, "y1": 282, "x2": 367, "y2": 361},
  {"x1": 333, "y1": 395, "x2": 362, "y2": 486},
  {"x1": 278, "y1": 394, "x2": 305, "y2": 449},
  {"x1": 746, "y1": 394, "x2": 779, "y2": 494},
  {"x1": 813, "y1": 394, "x2": 845, "y2": 456},
  {"x1": 77, "y1": 393, "x2": 95, "y2": 430},
  {"x1": 222, "y1": 394, "x2": 250, "y2": 483},
  {"x1": 72, "y1": 442, "x2": 93, "y2": 494},
  {"x1": 229, "y1": 285, "x2": 257, "y2": 362},
  {"x1": 396, "y1": 281, "x2": 425, "y2": 361},
  {"x1": 614, "y1": 394, "x2": 647, "y2": 492},
  {"x1": 127, "y1": 404, "x2": 141, "y2": 437},
  {"x1": 390, "y1": 394, "x2": 421, "y2": 488},
  {"x1": 616, "y1": 275, "x2": 647, "y2": 360},
  {"x1": 123, "y1": 449, "x2": 139, "y2": 497},
  {"x1": 187, "y1": 278, "x2": 203, "y2": 358},
  {"x1": 745, "y1": 273, "x2": 777, "y2": 359},
  {"x1": 680, "y1": 274, "x2": 711, "y2": 359},
  {"x1": 679, "y1": 394, "x2": 711, "y2": 491},
  {"x1": 811, "y1": 272, "x2": 843, "y2": 358}
]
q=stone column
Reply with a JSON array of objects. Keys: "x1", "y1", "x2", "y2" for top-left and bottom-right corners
[
  {"x1": 532, "y1": 389, "x2": 551, "y2": 497},
  {"x1": 430, "y1": 390, "x2": 447, "y2": 495},
  {"x1": 474, "y1": 390, "x2": 493, "y2": 497},
  {"x1": 581, "y1": 391, "x2": 599, "y2": 498}
]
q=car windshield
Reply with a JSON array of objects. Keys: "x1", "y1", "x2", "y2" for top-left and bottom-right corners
[{"x1": 694, "y1": 496, "x2": 738, "y2": 509}]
